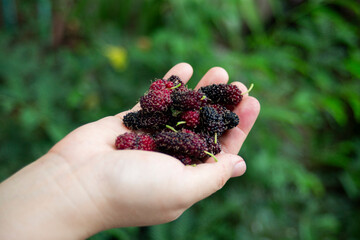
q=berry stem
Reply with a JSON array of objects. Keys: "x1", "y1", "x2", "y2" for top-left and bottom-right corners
[
  {"x1": 166, "y1": 125, "x2": 178, "y2": 132},
  {"x1": 241, "y1": 83, "x2": 254, "y2": 95},
  {"x1": 176, "y1": 121, "x2": 186, "y2": 126},
  {"x1": 170, "y1": 83, "x2": 182, "y2": 89},
  {"x1": 171, "y1": 109, "x2": 182, "y2": 117},
  {"x1": 201, "y1": 95, "x2": 207, "y2": 100},
  {"x1": 214, "y1": 133, "x2": 218, "y2": 144},
  {"x1": 204, "y1": 151, "x2": 218, "y2": 162}
]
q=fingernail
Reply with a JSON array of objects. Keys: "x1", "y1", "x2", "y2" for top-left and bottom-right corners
[{"x1": 231, "y1": 161, "x2": 246, "y2": 177}]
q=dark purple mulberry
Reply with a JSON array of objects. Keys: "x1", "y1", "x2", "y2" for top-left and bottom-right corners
[
  {"x1": 199, "y1": 106, "x2": 226, "y2": 136},
  {"x1": 123, "y1": 110, "x2": 170, "y2": 130},
  {"x1": 210, "y1": 104, "x2": 228, "y2": 115},
  {"x1": 210, "y1": 104, "x2": 239, "y2": 130},
  {"x1": 122, "y1": 111, "x2": 142, "y2": 130},
  {"x1": 199, "y1": 84, "x2": 243, "y2": 105},
  {"x1": 224, "y1": 111, "x2": 239, "y2": 129},
  {"x1": 155, "y1": 130, "x2": 207, "y2": 159},
  {"x1": 171, "y1": 89, "x2": 207, "y2": 111},
  {"x1": 167, "y1": 75, "x2": 183, "y2": 85},
  {"x1": 167, "y1": 75, "x2": 187, "y2": 91},
  {"x1": 173, "y1": 154, "x2": 195, "y2": 165},
  {"x1": 200, "y1": 133, "x2": 221, "y2": 156}
]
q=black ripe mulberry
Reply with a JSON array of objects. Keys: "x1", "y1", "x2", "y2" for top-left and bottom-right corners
[
  {"x1": 210, "y1": 104, "x2": 239, "y2": 129},
  {"x1": 122, "y1": 111, "x2": 142, "y2": 130},
  {"x1": 123, "y1": 110, "x2": 170, "y2": 130},
  {"x1": 199, "y1": 106, "x2": 226, "y2": 136},
  {"x1": 199, "y1": 84, "x2": 243, "y2": 105},
  {"x1": 224, "y1": 111, "x2": 239, "y2": 129}
]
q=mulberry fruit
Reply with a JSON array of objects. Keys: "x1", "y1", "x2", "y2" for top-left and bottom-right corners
[
  {"x1": 115, "y1": 132, "x2": 156, "y2": 151},
  {"x1": 199, "y1": 106, "x2": 226, "y2": 136},
  {"x1": 199, "y1": 84, "x2": 243, "y2": 105},
  {"x1": 167, "y1": 75, "x2": 187, "y2": 91},
  {"x1": 209, "y1": 104, "x2": 228, "y2": 115},
  {"x1": 122, "y1": 111, "x2": 142, "y2": 130},
  {"x1": 173, "y1": 154, "x2": 194, "y2": 165},
  {"x1": 155, "y1": 130, "x2": 207, "y2": 159},
  {"x1": 123, "y1": 110, "x2": 170, "y2": 130},
  {"x1": 150, "y1": 79, "x2": 174, "y2": 91},
  {"x1": 140, "y1": 89, "x2": 172, "y2": 112},
  {"x1": 200, "y1": 133, "x2": 221, "y2": 156},
  {"x1": 210, "y1": 104, "x2": 239, "y2": 129},
  {"x1": 180, "y1": 110, "x2": 200, "y2": 128},
  {"x1": 171, "y1": 89, "x2": 207, "y2": 111},
  {"x1": 224, "y1": 111, "x2": 239, "y2": 129}
]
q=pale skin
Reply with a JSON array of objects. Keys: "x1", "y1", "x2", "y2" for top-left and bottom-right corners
[{"x1": 0, "y1": 63, "x2": 260, "y2": 240}]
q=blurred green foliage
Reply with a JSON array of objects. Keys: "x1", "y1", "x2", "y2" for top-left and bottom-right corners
[{"x1": 1, "y1": 0, "x2": 360, "y2": 239}]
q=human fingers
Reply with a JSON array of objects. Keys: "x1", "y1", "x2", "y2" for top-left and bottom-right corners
[
  {"x1": 220, "y1": 82, "x2": 260, "y2": 154},
  {"x1": 163, "y1": 62, "x2": 194, "y2": 82},
  {"x1": 194, "y1": 67, "x2": 229, "y2": 90},
  {"x1": 178, "y1": 153, "x2": 246, "y2": 206}
]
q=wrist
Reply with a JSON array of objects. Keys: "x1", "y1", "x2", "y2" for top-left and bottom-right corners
[{"x1": 0, "y1": 152, "x2": 106, "y2": 239}]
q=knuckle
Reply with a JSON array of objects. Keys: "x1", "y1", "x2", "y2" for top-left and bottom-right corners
[
  {"x1": 215, "y1": 164, "x2": 229, "y2": 190},
  {"x1": 167, "y1": 209, "x2": 184, "y2": 222},
  {"x1": 174, "y1": 196, "x2": 190, "y2": 210},
  {"x1": 169, "y1": 192, "x2": 192, "y2": 212},
  {"x1": 216, "y1": 176, "x2": 227, "y2": 190}
]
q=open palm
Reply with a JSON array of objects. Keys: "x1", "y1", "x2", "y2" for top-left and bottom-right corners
[{"x1": 47, "y1": 62, "x2": 260, "y2": 233}]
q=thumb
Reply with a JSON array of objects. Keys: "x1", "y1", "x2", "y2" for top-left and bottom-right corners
[{"x1": 181, "y1": 153, "x2": 246, "y2": 205}]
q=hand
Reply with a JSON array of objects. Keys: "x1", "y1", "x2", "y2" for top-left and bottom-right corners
[{"x1": 0, "y1": 63, "x2": 260, "y2": 240}]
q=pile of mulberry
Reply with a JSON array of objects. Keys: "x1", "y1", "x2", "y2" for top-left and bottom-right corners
[{"x1": 115, "y1": 75, "x2": 250, "y2": 165}]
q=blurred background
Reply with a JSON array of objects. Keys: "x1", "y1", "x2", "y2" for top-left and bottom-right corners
[{"x1": 1, "y1": 0, "x2": 359, "y2": 239}]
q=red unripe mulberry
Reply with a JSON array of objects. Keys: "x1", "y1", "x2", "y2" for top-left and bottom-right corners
[
  {"x1": 140, "y1": 89, "x2": 172, "y2": 112},
  {"x1": 150, "y1": 79, "x2": 174, "y2": 91},
  {"x1": 115, "y1": 132, "x2": 156, "y2": 151},
  {"x1": 180, "y1": 110, "x2": 200, "y2": 128}
]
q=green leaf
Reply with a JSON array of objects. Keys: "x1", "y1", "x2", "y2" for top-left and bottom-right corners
[{"x1": 320, "y1": 96, "x2": 347, "y2": 126}]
